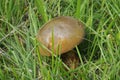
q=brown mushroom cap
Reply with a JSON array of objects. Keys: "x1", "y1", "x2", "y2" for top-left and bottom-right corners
[{"x1": 37, "y1": 16, "x2": 84, "y2": 56}]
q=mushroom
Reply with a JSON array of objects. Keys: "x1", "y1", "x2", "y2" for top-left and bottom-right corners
[{"x1": 37, "y1": 16, "x2": 84, "y2": 69}]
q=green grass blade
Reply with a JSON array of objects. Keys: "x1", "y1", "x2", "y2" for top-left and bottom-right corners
[{"x1": 35, "y1": 0, "x2": 48, "y2": 22}]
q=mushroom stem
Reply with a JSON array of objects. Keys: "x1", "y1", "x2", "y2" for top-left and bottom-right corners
[{"x1": 61, "y1": 50, "x2": 79, "y2": 70}]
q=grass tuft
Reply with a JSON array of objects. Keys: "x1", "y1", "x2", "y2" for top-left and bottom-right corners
[{"x1": 0, "y1": 0, "x2": 120, "y2": 80}]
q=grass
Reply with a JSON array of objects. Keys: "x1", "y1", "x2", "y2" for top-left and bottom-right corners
[{"x1": 0, "y1": 0, "x2": 120, "y2": 80}]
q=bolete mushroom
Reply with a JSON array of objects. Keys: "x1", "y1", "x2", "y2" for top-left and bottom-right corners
[
  {"x1": 37, "y1": 16, "x2": 84, "y2": 69},
  {"x1": 37, "y1": 16, "x2": 84, "y2": 55}
]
